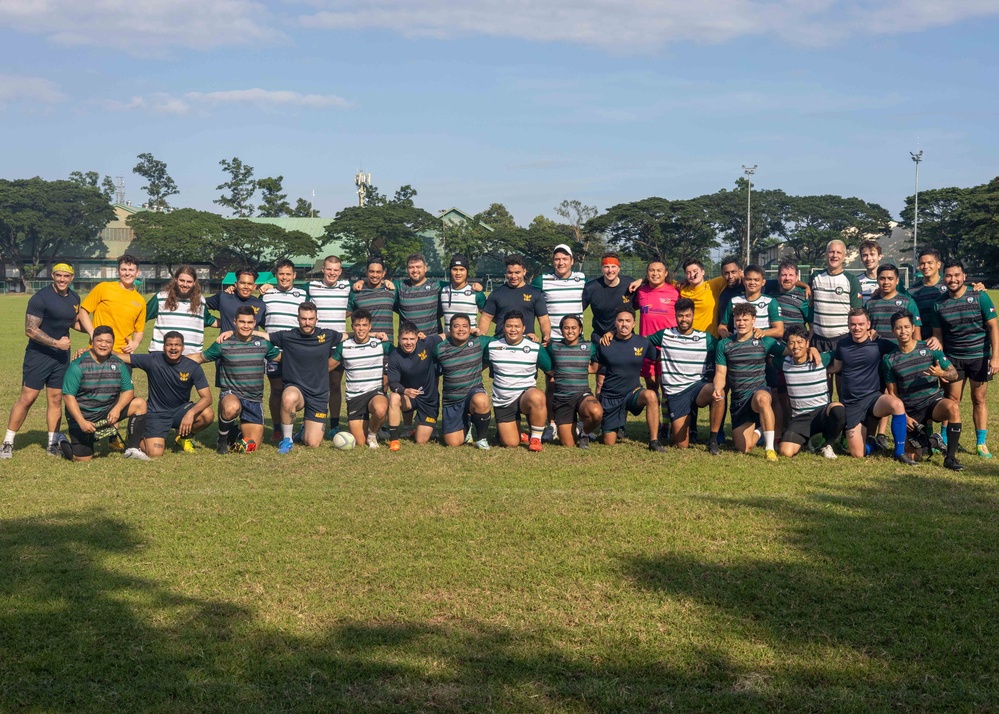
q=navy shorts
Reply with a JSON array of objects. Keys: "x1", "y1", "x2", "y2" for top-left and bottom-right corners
[
  {"x1": 23, "y1": 348, "x2": 68, "y2": 390},
  {"x1": 442, "y1": 387, "x2": 486, "y2": 435},
  {"x1": 265, "y1": 359, "x2": 282, "y2": 379},
  {"x1": 666, "y1": 381, "x2": 710, "y2": 420},
  {"x1": 283, "y1": 383, "x2": 329, "y2": 423},
  {"x1": 730, "y1": 387, "x2": 771, "y2": 429},
  {"x1": 553, "y1": 392, "x2": 593, "y2": 425},
  {"x1": 347, "y1": 389, "x2": 385, "y2": 422},
  {"x1": 600, "y1": 387, "x2": 646, "y2": 432},
  {"x1": 402, "y1": 395, "x2": 440, "y2": 427},
  {"x1": 219, "y1": 390, "x2": 263, "y2": 425},
  {"x1": 145, "y1": 403, "x2": 195, "y2": 440},
  {"x1": 844, "y1": 391, "x2": 882, "y2": 430}
]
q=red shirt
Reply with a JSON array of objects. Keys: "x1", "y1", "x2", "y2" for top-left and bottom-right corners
[{"x1": 633, "y1": 282, "x2": 679, "y2": 336}]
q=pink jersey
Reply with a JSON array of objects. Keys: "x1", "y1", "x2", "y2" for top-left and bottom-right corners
[{"x1": 634, "y1": 282, "x2": 679, "y2": 336}]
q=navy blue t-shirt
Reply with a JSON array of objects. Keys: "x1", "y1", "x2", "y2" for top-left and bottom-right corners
[
  {"x1": 833, "y1": 336, "x2": 896, "y2": 405},
  {"x1": 581, "y1": 275, "x2": 636, "y2": 339},
  {"x1": 25, "y1": 285, "x2": 80, "y2": 358},
  {"x1": 595, "y1": 334, "x2": 655, "y2": 398},
  {"x1": 387, "y1": 334, "x2": 443, "y2": 402},
  {"x1": 483, "y1": 283, "x2": 548, "y2": 336},
  {"x1": 717, "y1": 283, "x2": 744, "y2": 324},
  {"x1": 205, "y1": 292, "x2": 267, "y2": 334},
  {"x1": 269, "y1": 328, "x2": 341, "y2": 401},
  {"x1": 129, "y1": 353, "x2": 209, "y2": 414}
]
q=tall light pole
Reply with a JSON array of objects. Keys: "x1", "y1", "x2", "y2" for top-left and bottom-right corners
[
  {"x1": 742, "y1": 165, "x2": 757, "y2": 265},
  {"x1": 910, "y1": 150, "x2": 923, "y2": 270}
]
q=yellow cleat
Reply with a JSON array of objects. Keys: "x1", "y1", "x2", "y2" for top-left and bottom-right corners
[
  {"x1": 175, "y1": 436, "x2": 196, "y2": 453},
  {"x1": 765, "y1": 449, "x2": 778, "y2": 462},
  {"x1": 978, "y1": 443, "x2": 993, "y2": 459}
]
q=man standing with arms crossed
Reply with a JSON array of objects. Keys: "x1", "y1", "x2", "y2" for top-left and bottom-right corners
[{"x1": 2, "y1": 263, "x2": 94, "y2": 458}]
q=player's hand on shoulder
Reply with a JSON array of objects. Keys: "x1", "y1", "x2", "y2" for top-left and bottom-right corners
[
  {"x1": 385, "y1": 280, "x2": 395, "y2": 290},
  {"x1": 628, "y1": 279, "x2": 642, "y2": 293},
  {"x1": 925, "y1": 337, "x2": 942, "y2": 351},
  {"x1": 217, "y1": 331, "x2": 233, "y2": 343},
  {"x1": 472, "y1": 282, "x2": 483, "y2": 292},
  {"x1": 74, "y1": 347, "x2": 87, "y2": 359},
  {"x1": 257, "y1": 284, "x2": 272, "y2": 295},
  {"x1": 600, "y1": 331, "x2": 613, "y2": 346},
  {"x1": 352, "y1": 280, "x2": 364, "y2": 292},
  {"x1": 808, "y1": 347, "x2": 823, "y2": 366},
  {"x1": 373, "y1": 331, "x2": 389, "y2": 341}
]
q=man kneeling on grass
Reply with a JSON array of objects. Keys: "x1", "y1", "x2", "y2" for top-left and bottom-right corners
[
  {"x1": 778, "y1": 325, "x2": 845, "y2": 460},
  {"x1": 329, "y1": 308, "x2": 391, "y2": 449},
  {"x1": 61, "y1": 326, "x2": 149, "y2": 461}
]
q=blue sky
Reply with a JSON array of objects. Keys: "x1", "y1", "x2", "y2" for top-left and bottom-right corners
[{"x1": 2, "y1": 0, "x2": 997, "y2": 225}]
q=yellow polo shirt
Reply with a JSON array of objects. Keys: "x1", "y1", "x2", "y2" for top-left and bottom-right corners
[
  {"x1": 679, "y1": 276, "x2": 727, "y2": 337},
  {"x1": 81, "y1": 281, "x2": 146, "y2": 352}
]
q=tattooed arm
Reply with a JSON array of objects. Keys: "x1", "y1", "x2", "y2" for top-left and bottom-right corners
[{"x1": 25, "y1": 314, "x2": 70, "y2": 351}]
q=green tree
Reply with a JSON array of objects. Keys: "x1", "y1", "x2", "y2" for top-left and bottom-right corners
[
  {"x1": 325, "y1": 185, "x2": 437, "y2": 275},
  {"x1": 257, "y1": 176, "x2": 291, "y2": 217},
  {"x1": 697, "y1": 179, "x2": 791, "y2": 263},
  {"x1": 127, "y1": 208, "x2": 228, "y2": 269},
  {"x1": 586, "y1": 197, "x2": 718, "y2": 267},
  {"x1": 0, "y1": 178, "x2": 114, "y2": 291},
  {"x1": 214, "y1": 157, "x2": 256, "y2": 217},
  {"x1": 132, "y1": 153, "x2": 179, "y2": 211},
  {"x1": 783, "y1": 195, "x2": 892, "y2": 267},
  {"x1": 438, "y1": 203, "x2": 527, "y2": 274},
  {"x1": 219, "y1": 220, "x2": 323, "y2": 272},
  {"x1": 290, "y1": 198, "x2": 318, "y2": 217},
  {"x1": 69, "y1": 171, "x2": 116, "y2": 203},
  {"x1": 523, "y1": 215, "x2": 574, "y2": 273},
  {"x1": 554, "y1": 199, "x2": 599, "y2": 268}
]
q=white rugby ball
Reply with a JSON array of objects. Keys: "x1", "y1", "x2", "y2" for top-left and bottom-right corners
[{"x1": 332, "y1": 431, "x2": 356, "y2": 450}]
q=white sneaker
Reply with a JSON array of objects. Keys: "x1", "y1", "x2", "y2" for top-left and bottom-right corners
[
  {"x1": 367, "y1": 431, "x2": 379, "y2": 449},
  {"x1": 820, "y1": 444, "x2": 838, "y2": 459},
  {"x1": 464, "y1": 428, "x2": 474, "y2": 444},
  {"x1": 124, "y1": 447, "x2": 152, "y2": 461},
  {"x1": 475, "y1": 438, "x2": 490, "y2": 450},
  {"x1": 0, "y1": 442, "x2": 12, "y2": 459}
]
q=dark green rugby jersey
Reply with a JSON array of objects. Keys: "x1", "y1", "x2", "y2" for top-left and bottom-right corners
[
  {"x1": 202, "y1": 335, "x2": 280, "y2": 402},
  {"x1": 62, "y1": 353, "x2": 133, "y2": 422},
  {"x1": 866, "y1": 293, "x2": 921, "y2": 343},
  {"x1": 545, "y1": 340, "x2": 596, "y2": 399},
  {"x1": 908, "y1": 279, "x2": 948, "y2": 325},
  {"x1": 882, "y1": 341, "x2": 949, "y2": 411},
  {"x1": 396, "y1": 279, "x2": 443, "y2": 334},
  {"x1": 715, "y1": 335, "x2": 786, "y2": 407},
  {"x1": 347, "y1": 284, "x2": 399, "y2": 341},
  {"x1": 928, "y1": 289, "x2": 998, "y2": 359},
  {"x1": 764, "y1": 281, "x2": 809, "y2": 332},
  {"x1": 432, "y1": 336, "x2": 492, "y2": 405}
]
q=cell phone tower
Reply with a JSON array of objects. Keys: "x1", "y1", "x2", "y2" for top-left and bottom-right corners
[{"x1": 355, "y1": 170, "x2": 372, "y2": 207}]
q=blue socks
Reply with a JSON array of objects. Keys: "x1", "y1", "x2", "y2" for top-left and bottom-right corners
[
  {"x1": 891, "y1": 414, "x2": 908, "y2": 457},
  {"x1": 977, "y1": 429, "x2": 988, "y2": 446}
]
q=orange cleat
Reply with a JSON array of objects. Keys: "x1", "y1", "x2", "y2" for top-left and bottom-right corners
[
  {"x1": 389, "y1": 439, "x2": 401, "y2": 452},
  {"x1": 529, "y1": 437, "x2": 542, "y2": 452}
]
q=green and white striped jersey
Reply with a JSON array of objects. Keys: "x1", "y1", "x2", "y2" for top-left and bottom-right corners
[
  {"x1": 532, "y1": 272, "x2": 586, "y2": 340},
  {"x1": 440, "y1": 283, "x2": 486, "y2": 331},
  {"x1": 649, "y1": 328, "x2": 717, "y2": 396},
  {"x1": 484, "y1": 337, "x2": 552, "y2": 407},
  {"x1": 721, "y1": 294, "x2": 782, "y2": 332},
  {"x1": 146, "y1": 292, "x2": 216, "y2": 355},
  {"x1": 396, "y1": 279, "x2": 443, "y2": 334},
  {"x1": 306, "y1": 280, "x2": 351, "y2": 332},
  {"x1": 781, "y1": 353, "x2": 832, "y2": 417},
  {"x1": 809, "y1": 270, "x2": 863, "y2": 338},
  {"x1": 331, "y1": 336, "x2": 391, "y2": 399},
  {"x1": 262, "y1": 286, "x2": 307, "y2": 332}
]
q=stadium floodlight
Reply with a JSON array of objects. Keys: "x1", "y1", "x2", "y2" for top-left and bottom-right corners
[{"x1": 742, "y1": 165, "x2": 757, "y2": 265}]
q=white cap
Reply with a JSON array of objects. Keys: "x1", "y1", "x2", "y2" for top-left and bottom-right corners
[{"x1": 553, "y1": 243, "x2": 573, "y2": 257}]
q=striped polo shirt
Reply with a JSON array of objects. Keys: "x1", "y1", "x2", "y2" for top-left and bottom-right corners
[
  {"x1": 331, "y1": 336, "x2": 391, "y2": 400},
  {"x1": 262, "y1": 286, "x2": 307, "y2": 332},
  {"x1": 485, "y1": 337, "x2": 552, "y2": 407},
  {"x1": 866, "y1": 293, "x2": 921, "y2": 343},
  {"x1": 859, "y1": 274, "x2": 878, "y2": 304},
  {"x1": 764, "y1": 282, "x2": 809, "y2": 332},
  {"x1": 347, "y1": 284, "x2": 398, "y2": 341},
  {"x1": 306, "y1": 279, "x2": 351, "y2": 332},
  {"x1": 432, "y1": 336, "x2": 491, "y2": 405},
  {"x1": 396, "y1": 279, "x2": 443, "y2": 334},
  {"x1": 810, "y1": 270, "x2": 863, "y2": 338},
  {"x1": 532, "y1": 271, "x2": 586, "y2": 340},
  {"x1": 146, "y1": 292, "x2": 215, "y2": 354},
  {"x1": 440, "y1": 283, "x2": 486, "y2": 331},
  {"x1": 201, "y1": 335, "x2": 280, "y2": 402},
  {"x1": 649, "y1": 327, "x2": 717, "y2": 396},
  {"x1": 929, "y1": 289, "x2": 998, "y2": 360},
  {"x1": 62, "y1": 353, "x2": 133, "y2": 422},
  {"x1": 722, "y1": 293, "x2": 782, "y2": 332},
  {"x1": 882, "y1": 342, "x2": 949, "y2": 411},
  {"x1": 545, "y1": 340, "x2": 597, "y2": 400},
  {"x1": 781, "y1": 353, "x2": 832, "y2": 417}
]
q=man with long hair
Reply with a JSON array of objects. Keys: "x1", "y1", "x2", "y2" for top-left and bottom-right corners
[{"x1": 145, "y1": 265, "x2": 216, "y2": 355}]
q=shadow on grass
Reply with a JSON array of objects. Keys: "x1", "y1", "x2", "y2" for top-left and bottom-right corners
[
  {"x1": 621, "y1": 473, "x2": 999, "y2": 708},
  {"x1": 0, "y1": 509, "x2": 775, "y2": 712}
]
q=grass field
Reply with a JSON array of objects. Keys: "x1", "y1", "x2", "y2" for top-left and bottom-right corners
[{"x1": 2, "y1": 293, "x2": 998, "y2": 712}]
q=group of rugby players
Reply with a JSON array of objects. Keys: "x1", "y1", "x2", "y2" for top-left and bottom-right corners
[{"x1": 1, "y1": 239, "x2": 996, "y2": 471}]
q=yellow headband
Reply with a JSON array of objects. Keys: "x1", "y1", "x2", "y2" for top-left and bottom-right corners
[{"x1": 52, "y1": 263, "x2": 75, "y2": 275}]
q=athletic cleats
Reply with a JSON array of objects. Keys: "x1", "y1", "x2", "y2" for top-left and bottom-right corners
[
  {"x1": 389, "y1": 439, "x2": 401, "y2": 452},
  {"x1": 529, "y1": 437, "x2": 542, "y2": 452},
  {"x1": 175, "y1": 436, "x2": 195, "y2": 453},
  {"x1": 820, "y1": 444, "x2": 838, "y2": 459},
  {"x1": 541, "y1": 424, "x2": 556, "y2": 443},
  {"x1": 765, "y1": 449, "x2": 778, "y2": 462},
  {"x1": 46, "y1": 434, "x2": 68, "y2": 457},
  {"x1": 475, "y1": 438, "x2": 490, "y2": 450},
  {"x1": 60, "y1": 440, "x2": 74, "y2": 460},
  {"x1": 708, "y1": 440, "x2": 720, "y2": 456},
  {"x1": 216, "y1": 438, "x2": 229, "y2": 456},
  {"x1": 108, "y1": 434, "x2": 125, "y2": 453},
  {"x1": 367, "y1": 431, "x2": 379, "y2": 449},
  {"x1": 520, "y1": 432, "x2": 529, "y2": 445},
  {"x1": 648, "y1": 440, "x2": 666, "y2": 453},
  {"x1": 229, "y1": 438, "x2": 255, "y2": 454},
  {"x1": 943, "y1": 456, "x2": 964, "y2": 472},
  {"x1": 894, "y1": 452, "x2": 918, "y2": 466},
  {"x1": 124, "y1": 447, "x2": 151, "y2": 461},
  {"x1": 465, "y1": 428, "x2": 474, "y2": 444},
  {"x1": 978, "y1": 444, "x2": 993, "y2": 459},
  {"x1": 875, "y1": 434, "x2": 891, "y2": 452},
  {"x1": 928, "y1": 432, "x2": 945, "y2": 454},
  {"x1": 277, "y1": 437, "x2": 294, "y2": 454},
  {"x1": 0, "y1": 442, "x2": 11, "y2": 459},
  {"x1": 577, "y1": 434, "x2": 590, "y2": 450},
  {"x1": 271, "y1": 430, "x2": 283, "y2": 443}
]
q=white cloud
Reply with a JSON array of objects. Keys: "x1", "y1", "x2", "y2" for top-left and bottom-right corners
[
  {"x1": 297, "y1": 0, "x2": 999, "y2": 50},
  {"x1": 0, "y1": 0, "x2": 282, "y2": 54},
  {"x1": 104, "y1": 88, "x2": 351, "y2": 115},
  {"x1": 0, "y1": 74, "x2": 66, "y2": 106}
]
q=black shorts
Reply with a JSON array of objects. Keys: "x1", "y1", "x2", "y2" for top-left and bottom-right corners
[
  {"x1": 23, "y1": 349, "x2": 68, "y2": 390},
  {"x1": 730, "y1": 387, "x2": 770, "y2": 429},
  {"x1": 284, "y1": 383, "x2": 329, "y2": 423},
  {"x1": 782, "y1": 406, "x2": 829, "y2": 446},
  {"x1": 67, "y1": 408, "x2": 115, "y2": 458},
  {"x1": 442, "y1": 387, "x2": 486, "y2": 435},
  {"x1": 666, "y1": 381, "x2": 710, "y2": 420},
  {"x1": 493, "y1": 400, "x2": 523, "y2": 424},
  {"x1": 810, "y1": 334, "x2": 844, "y2": 354},
  {"x1": 844, "y1": 392, "x2": 881, "y2": 430},
  {"x1": 553, "y1": 391, "x2": 593, "y2": 425},
  {"x1": 906, "y1": 397, "x2": 944, "y2": 426},
  {"x1": 145, "y1": 403, "x2": 195, "y2": 440},
  {"x1": 347, "y1": 389, "x2": 384, "y2": 422},
  {"x1": 600, "y1": 387, "x2": 645, "y2": 432},
  {"x1": 402, "y1": 394, "x2": 440, "y2": 427},
  {"x1": 219, "y1": 390, "x2": 263, "y2": 425},
  {"x1": 951, "y1": 356, "x2": 992, "y2": 383},
  {"x1": 265, "y1": 359, "x2": 282, "y2": 379}
]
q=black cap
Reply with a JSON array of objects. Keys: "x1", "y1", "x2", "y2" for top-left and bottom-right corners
[{"x1": 450, "y1": 254, "x2": 469, "y2": 269}]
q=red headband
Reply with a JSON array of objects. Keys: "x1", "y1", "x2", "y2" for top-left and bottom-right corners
[{"x1": 602, "y1": 257, "x2": 620, "y2": 267}]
